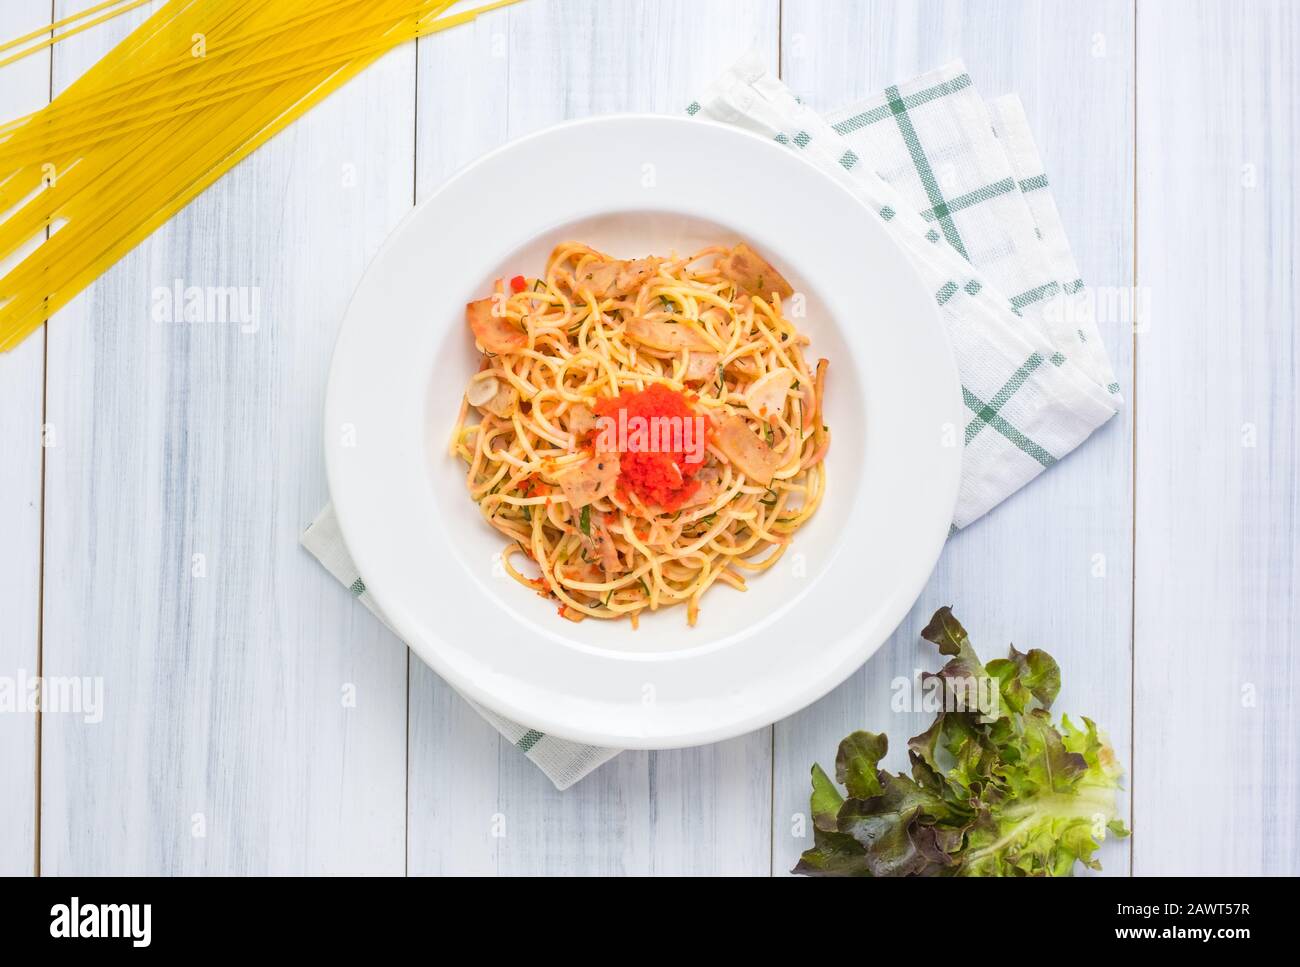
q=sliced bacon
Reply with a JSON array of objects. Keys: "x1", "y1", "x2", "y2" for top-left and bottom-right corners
[
  {"x1": 580, "y1": 516, "x2": 624, "y2": 575},
  {"x1": 567, "y1": 402, "x2": 596, "y2": 437},
  {"x1": 624, "y1": 315, "x2": 714, "y2": 352},
  {"x1": 680, "y1": 465, "x2": 724, "y2": 509},
  {"x1": 466, "y1": 297, "x2": 526, "y2": 354},
  {"x1": 715, "y1": 413, "x2": 782, "y2": 484},
  {"x1": 683, "y1": 352, "x2": 720, "y2": 382},
  {"x1": 615, "y1": 258, "x2": 658, "y2": 292},
  {"x1": 555, "y1": 451, "x2": 620, "y2": 509},
  {"x1": 717, "y1": 243, "x2": 794, "y2": 300},
  {"x1": 574, "y1": 257, "x2": 659, "y2": 298}
]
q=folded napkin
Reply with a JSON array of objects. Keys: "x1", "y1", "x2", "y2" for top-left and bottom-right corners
[
  {"x1": 691, "y1": 53, "x2": 1120, "y2": 527},
  {"x1": 304, "y1": 54, "x2": 1120, "y2": 789}
]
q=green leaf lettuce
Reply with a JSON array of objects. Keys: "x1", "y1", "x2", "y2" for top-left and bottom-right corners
[{"x1": 794, "y1": 607, "x2": 1129, "y2": 877}]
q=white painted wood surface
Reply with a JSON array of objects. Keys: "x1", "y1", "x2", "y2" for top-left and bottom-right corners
[
  {"x1": 1133, "y1": 0, "x2": 1299, "y2": 875},
  {"x1": 0, "y1": 0, "x2": 1294, "y2": 876},
  {"x1": 0, "y1": 3, "x2": 50, "y2": 879},
  {"x1": 774, "y1": 0, "x2": 1136, "y2": 878},
  {"x1": 36, "y1": 1, "x2": 411, "y2": 875}
]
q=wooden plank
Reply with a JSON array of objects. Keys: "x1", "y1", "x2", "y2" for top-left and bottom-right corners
[
  {"x1": 406, "y1": 0, "x2": 780, "y2": 875},
  {"x1": 775, "y1": 0, "x2": 1135, "y2": 876},
  {"x1": 1133, "y1": 0, "x2": 1299, "y2": 875},
  {"x1": 0, "y1": 2, "x2": 52, "y2": 879},
  {"x1": 37, "y1": 4, "x2": 414, "y2": 873}
]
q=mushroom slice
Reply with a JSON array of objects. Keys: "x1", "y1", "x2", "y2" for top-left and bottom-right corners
[
  {"x1": 480, "y1": 381, "x2": 518, "y2": 418},
  {"x1": 624, "y1": 315, "x2": 714, "y2": 353},
  {"x1": 465, "y1": 373, "x2": 499, "y2": 407},
  {"x1": 717, "y1": 243, "x2": 794, "y2": 300},
  {"x1": 466, "y1": 297, "x2": 526, "y2": 354},
  {"x1": 744, "y1": 366, "x2": 795, "y2": 423},
  {"x1": 556, "y1": 451, "x2": 621, "y2": 510},
  {"x1": 683, "y1": 352, "x2": 720, "y2": 382},
  {"x1": 715, "y1": 413, "x2": 782, "y2": 484}
]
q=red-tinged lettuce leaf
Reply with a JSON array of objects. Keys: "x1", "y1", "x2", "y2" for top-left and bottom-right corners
[
  {"x1": 794, "y1": 607, "x2": 1129, "y2": 877},
  {"x1": 809, "y1": 763, "x2": 843, "y2": 832},
  {"x1": 987, "y1": 644, "x2": 1061, "y2": 713},
  {"x1": 835, "y1": 731, "x2": 886, "y2": 800},
  {"x1": 835, "y1": 774, "x2": 958, "y2": 877},
  {"x1": 793, "y1": 827, "x2": 873, "y2": 877},
  {"x1": 906, "y1": 715, "x2": 947, "y2": 793},
  {"x1": 920, "y1": 606, "x2": 969, "y2": 656},
  {"x1": 922, "y1": 607, "x2": 1000, "y2": 723}
]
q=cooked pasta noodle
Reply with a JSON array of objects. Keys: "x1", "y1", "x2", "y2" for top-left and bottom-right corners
[{"x1": 450, "y1": 241, "x2": 830, "y2": 626}]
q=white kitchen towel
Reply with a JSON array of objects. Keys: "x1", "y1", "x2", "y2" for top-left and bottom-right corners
[
  {"x1": 689, "y1": 54, "x2": 1121, "y2": 527},
  {"x1": 305, "y1": 55, "x2": 1121, "y2": 789},
  {"x1": 301, "y1": 505, "x2": 620, "y2": 790}
]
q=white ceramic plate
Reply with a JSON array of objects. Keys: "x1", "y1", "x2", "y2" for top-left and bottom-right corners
[{"x1": 325, "y1": 114, "x2": 961, "y2": 749}]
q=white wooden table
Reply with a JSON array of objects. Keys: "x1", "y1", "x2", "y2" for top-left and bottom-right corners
[{"x1": 1, "y1": 0, "x2": 1296, "y2": 876}]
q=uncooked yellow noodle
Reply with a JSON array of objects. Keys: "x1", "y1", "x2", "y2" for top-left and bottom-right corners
[
  {"x1": 0, "y1": 0, "x2": 153, "y2": 69},
  {"x1": 0, "y1": 0, "x2": 521, "y2": 353}
]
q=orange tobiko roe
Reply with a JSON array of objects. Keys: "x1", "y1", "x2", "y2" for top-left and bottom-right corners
[{"x1": 594, "y1": 382, "x2": 708, "y2": 512}]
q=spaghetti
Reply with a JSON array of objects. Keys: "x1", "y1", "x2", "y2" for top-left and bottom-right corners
[
  {"x1": 450, "y1": 241, "x2": 831, "y2": 626},
  {"x1": 0, "y1": 0, "x2": 522, "y2": 353}
]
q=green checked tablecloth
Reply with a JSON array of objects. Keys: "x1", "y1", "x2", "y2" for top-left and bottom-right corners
[{"x1": 304, "y1": 54, "x2": 1121, "y2": 789}]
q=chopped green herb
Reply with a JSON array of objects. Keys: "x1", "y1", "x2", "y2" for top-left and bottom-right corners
[
  {"x1": 760, "y1": 489, "x2": 778, "y2": 507},
  {"x1": 579, "y1": 505, "x2": 591, "y2": 535}
]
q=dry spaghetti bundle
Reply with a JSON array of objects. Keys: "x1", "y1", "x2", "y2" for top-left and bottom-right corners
[
  {"x1": 0, "y1": 0, "x2": 519, "y2": 352},
  {"x1": 451, "y1": 241, "x2": 831, "y2": 626}
]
